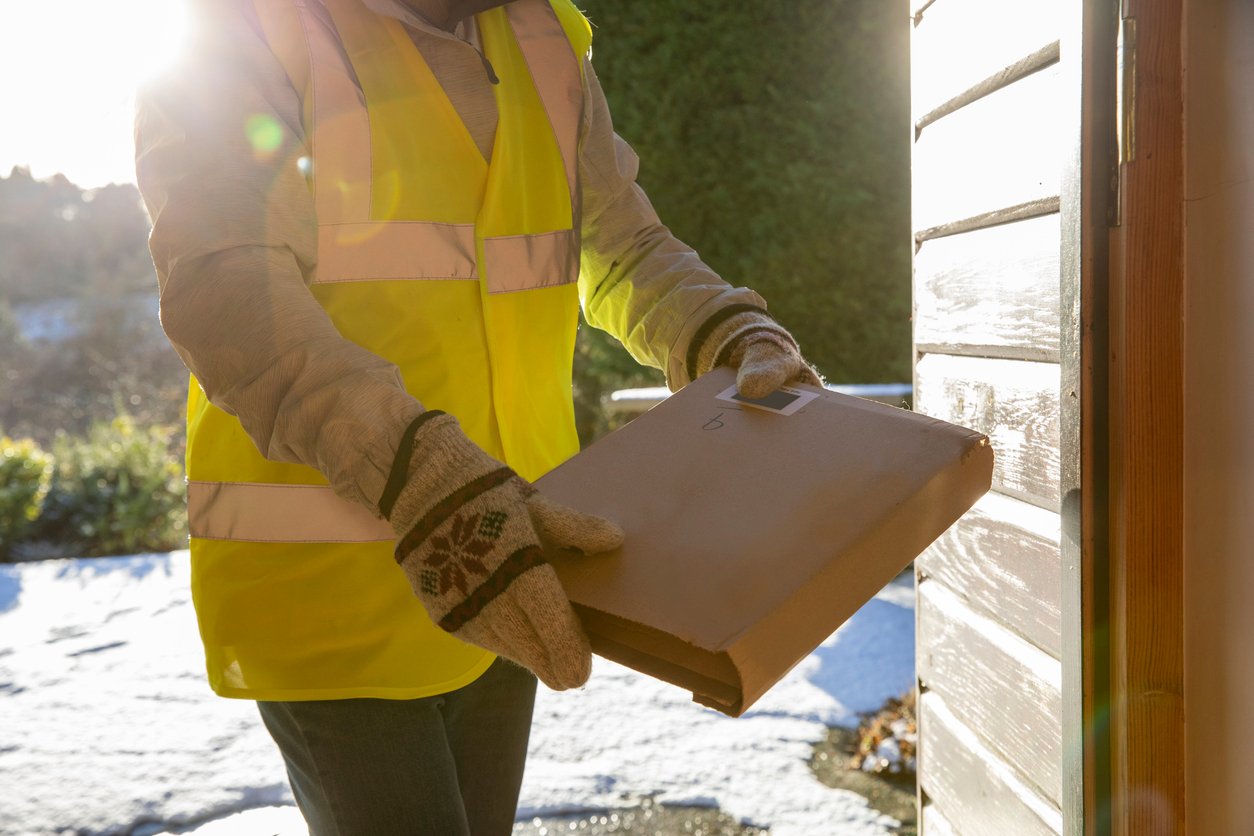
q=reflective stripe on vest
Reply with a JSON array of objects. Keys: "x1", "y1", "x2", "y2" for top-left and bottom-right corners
[
  {"x1": 188, "y1": 481, "x2": 393, "y2": 543},
  {"x1": 314, "y1": 222, "x2": 477, "y2": 283},
  {"x1": 314, "y1": 219, "x2": 578, "y2": 290}
]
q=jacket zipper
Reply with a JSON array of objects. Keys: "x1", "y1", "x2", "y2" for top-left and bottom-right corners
[{"x1": 476, "y1": 49, "x2": 500, "y2": 85}]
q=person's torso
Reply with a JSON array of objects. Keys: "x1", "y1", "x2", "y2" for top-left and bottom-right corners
[{"x1": 185, "y1": 0, "x2": 593, "y2": 701}]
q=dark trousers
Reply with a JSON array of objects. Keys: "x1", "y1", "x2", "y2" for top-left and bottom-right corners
[{"x1": 257, "y1": 658, "x2": 537, "y2": 836}]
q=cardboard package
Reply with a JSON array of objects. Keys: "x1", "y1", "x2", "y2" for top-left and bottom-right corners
[{"x1": 537, "y1": 367, "x2": 993, "y2": 716}]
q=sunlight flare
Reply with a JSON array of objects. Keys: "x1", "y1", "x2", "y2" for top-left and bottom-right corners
[{"x1": 0, "y1": 0, "x2": 189, "y2": 187}]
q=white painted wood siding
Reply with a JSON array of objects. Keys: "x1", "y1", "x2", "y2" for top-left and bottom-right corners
[{"x1": 912, "y1": 0, "x2": 1068, "y2": 831}]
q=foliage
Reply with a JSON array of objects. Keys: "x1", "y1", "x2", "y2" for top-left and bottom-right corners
[
  {"x1": 0, "y1": 167, "x2": 154, "y2": 305},
  {"x1": 577, "y1": 0, "x2": 912, "y2": 386},
  {"x1": 0, "y1": 167, "x2": 188, "y2": 562},
  {"x1": 0, "y1": 168, "x2": 186, "y2": 447},
  {"x1": 572, "y1": 321, "x2": 664, "y2": 445},
  {"x1": 0, "y1": 298, "x2": 188, "y2": 448},
  {"x1": 0, "y1": 434, "x2": 53, "y2": 559},
  {"x1": 26, "y1": 416, "x2": 187, "y2": 559}
]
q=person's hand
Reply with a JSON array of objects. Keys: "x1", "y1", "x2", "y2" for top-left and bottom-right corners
[
  {"x1": 694, "y1": 309, "x2": 823, "y2": 398},
  {"x1": 725, "y1": 329, "x2": 824, "y2": 399},
  {"x1": 379, "y1": 412, "x2": 623, "y2": 690}
]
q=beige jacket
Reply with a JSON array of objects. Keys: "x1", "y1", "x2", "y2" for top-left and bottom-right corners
[{"x1": 135, "y1": 0, "x2": 766, "y2": 510}]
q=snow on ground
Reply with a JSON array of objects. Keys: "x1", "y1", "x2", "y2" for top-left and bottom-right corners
[
  {"x1": 12, "y1": 293, "x2": 163, "y2": 345},
  {"x1": 0, "y1": 553, "x2": 914, "y2": 836}
]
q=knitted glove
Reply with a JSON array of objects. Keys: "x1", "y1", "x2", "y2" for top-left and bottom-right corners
[
  {"x1": 693, "y1": 309, "x2": 823, "y2": 399},
  {"x1": 378, "y1": 411, "x2": 623, "y2": 690}
]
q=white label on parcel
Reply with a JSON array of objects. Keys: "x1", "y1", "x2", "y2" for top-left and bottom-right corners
[{"x1": 715, "y1": 383, "x2": 820, "y2": 416}]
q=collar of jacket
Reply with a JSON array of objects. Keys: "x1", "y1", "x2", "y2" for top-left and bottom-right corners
[{"x1": 362, "y1": 0, "x2": 513, "y2": 34}]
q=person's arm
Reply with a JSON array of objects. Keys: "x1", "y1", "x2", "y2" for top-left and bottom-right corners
[
  {"x1": 135, "y1": 2, "x2": 423, "y2": 511},
  {"x1": 576, "y1": 59, "x2": 821, "y2": 395}
]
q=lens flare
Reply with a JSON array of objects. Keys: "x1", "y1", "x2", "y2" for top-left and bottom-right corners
[
  {"x1": 0, "y1": 0, "x2": 190, "y2": 186},
  {"x1": 246, "y1": 115, "x2": 285, "y2": 161}
]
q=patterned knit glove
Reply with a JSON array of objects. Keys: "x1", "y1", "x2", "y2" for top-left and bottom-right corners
[
  {"x1": 379, "y1": 411, "x2": 624, "y2": 690},
  {"x1": 694, "y1": 309, "x2": 824, "y2": 399}
]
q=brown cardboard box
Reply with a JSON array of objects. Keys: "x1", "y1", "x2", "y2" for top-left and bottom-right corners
[{"x1": 538, "y1": 367, "x2": 992, "y2": 716}]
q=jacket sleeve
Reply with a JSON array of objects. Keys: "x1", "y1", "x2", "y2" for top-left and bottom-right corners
[
  {"x1": 134, "y1": 2, "x2": 423, "y2": 513},
  {"x1": 575, "y1": 58, "x2": 769, "y2": 391}
]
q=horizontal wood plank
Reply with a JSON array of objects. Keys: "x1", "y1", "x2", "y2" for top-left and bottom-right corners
[
  {"x1": 914, "y1": 354, "x2": 1060, "y2": 508},
  {"x1": 916, "y1": 42, "x2": 1059, "y2": 134},
  {"x1": 915, "y1": 196, "x2": 1060, "y2": 245},
  {"x1": 918, "y1": 492, "x2": 1062, "y2": 657},
  {"x1": 915, "y1": 213, "x2": 1063, "y2": 362},
  {"x1": 919, "y1": 691, "x2": 1063, "y2": 836},
  {"x1": 913, "y1": 0, "x2": 1062, "y2": 122},
  {"x1": 918, "y1": 580, "x2": 1064, "y2": 802},
  {"x1": 921, "y1": 801, "x2": 958, "y2": 836},
  {"x1": 913, "y1": 64, "x2": 1064, "y2": 233}
]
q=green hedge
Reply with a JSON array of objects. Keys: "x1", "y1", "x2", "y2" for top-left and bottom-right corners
[
  {"x1": 576, "y1": 0, "x2": 912, "y2": 385},
  {"x1": 0, "y1": 434, "x2": 53, "y2": 559},
  {"x1": 5, "y1": 416, "x2": 187, "y2": 561}
]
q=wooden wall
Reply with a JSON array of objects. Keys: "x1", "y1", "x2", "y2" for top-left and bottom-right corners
[
  {"x1": 1183, "y1": 0, "x2": 1254, "y2": 831},
  {"x1": 911, "y1": 0, "x2": 1067, "y2": 832}
]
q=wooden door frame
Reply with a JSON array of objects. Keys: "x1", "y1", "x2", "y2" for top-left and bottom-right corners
[
  {"x1": 1066, "y1": 0, "x2": 1188, "y2": 833},
  {"x1": 1106, "y1": 0, "x2": 1187, "y2": 832}
]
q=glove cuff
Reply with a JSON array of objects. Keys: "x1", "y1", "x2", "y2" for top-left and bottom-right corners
[
  {"x1": 380, "y1": 412, "x2": 515, "y2": 540},
  {"x1": 377, "y1": 409, "x2": 447, "y2": 520},
  {"x1": 692, "y1": 310, "x2": 799, "y2": 380},
  {"x1": 685, "y1": 303, "x2": 770, "y2": 382}
]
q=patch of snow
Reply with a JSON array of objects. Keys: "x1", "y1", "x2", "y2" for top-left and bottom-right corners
[
  {"x1": 148, "y1": 806, "x2": 304, "y2": 836},
  {"x1": 11, "y1": 298, "x2": 83, "y2": 343},
  {"x1": 11, "y1": 293, "x2": 161, "y2": 345},
  {"x1": 868, "y1": 738, "x2": 902, "y2": 773},
  {"x1": 0, "y1": 553, "x2": 915, "y2": 836}
]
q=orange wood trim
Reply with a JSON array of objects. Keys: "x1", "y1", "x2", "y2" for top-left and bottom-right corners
[{"x1": 1107, "y1": 0, "x2": 1186, "y2": 832}]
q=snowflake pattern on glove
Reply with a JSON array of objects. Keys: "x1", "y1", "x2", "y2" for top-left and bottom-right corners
[
  {"x1": 478, "y1": 510, "x2": 508, "y2": 539},
  {"x1": 423, "y1": 511, "x2": 498, "y2": 596}
]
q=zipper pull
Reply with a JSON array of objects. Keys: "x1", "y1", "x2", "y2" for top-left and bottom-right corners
[{"x1": 479, "y1": 52, "x2": 499, "y2": 85}]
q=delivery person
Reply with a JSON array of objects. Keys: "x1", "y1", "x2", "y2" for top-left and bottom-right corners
[{"x1": 135, "y1": 0, "x2": 821, "y2": 832}]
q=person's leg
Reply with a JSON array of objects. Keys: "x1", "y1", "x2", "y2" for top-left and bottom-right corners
[
  {"x1": 441, "y1": 658, "x2": 538, "y2": 836},
  {"x1": 257, "y1": 695, "x2": 470, "y2": 836}
]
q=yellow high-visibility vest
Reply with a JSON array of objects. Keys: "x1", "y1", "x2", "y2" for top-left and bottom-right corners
[{"x1": 184, "y1": 0, "x2": 592, "y2": 701}]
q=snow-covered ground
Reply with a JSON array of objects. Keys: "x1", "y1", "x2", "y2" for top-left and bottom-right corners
[
  {"x1": 0, "y1": 553, "x2": 915, "y2": 836},
  {"x1": 11, "y1": 293, "x2": 162, "y2": 345}
]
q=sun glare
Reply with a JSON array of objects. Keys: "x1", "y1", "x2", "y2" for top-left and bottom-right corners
[{"x1": 0, "y1": 0, "x2": 189, "y2": 188}]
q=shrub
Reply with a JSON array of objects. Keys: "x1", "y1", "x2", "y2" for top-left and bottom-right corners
[
  {"x1": 32, "y1": 415, "x2": 187, "y2": 557},
  {"x1": 573, "y1": 322, "x2": 665, "y2": 445},
  {"x1": 0, "y1": 434, "x2": 53, "y2": 559},
  {"x1": 578, "y1": 0, "x2": 913, "y2": 385}
]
